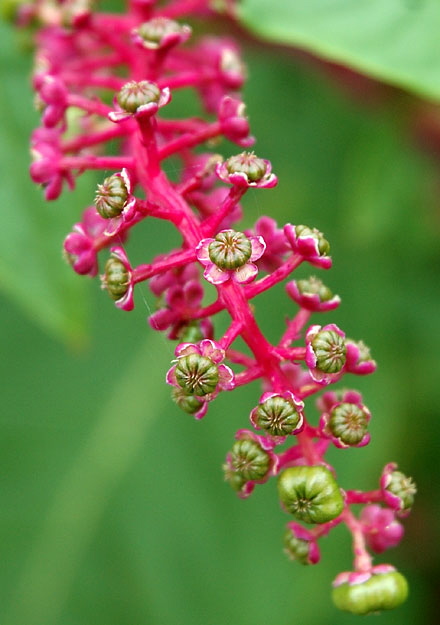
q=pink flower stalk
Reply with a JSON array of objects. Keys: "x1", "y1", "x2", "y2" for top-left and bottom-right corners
[{"x1": 19, "y1": 0, "x2": 415, "y2": 614}]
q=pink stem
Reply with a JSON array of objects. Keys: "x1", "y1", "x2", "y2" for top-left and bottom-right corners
[
  {"x1": 244, "y1": 254, "x2": 304, "y2": 299},
  {"x1": 61, "y1": 155, "x2": 134, "y2": 171},
  {"x1": 345, "y1": 489, "x2": 383, "y2": 505},
  {"x1": 62, "y1": 125, "x2": 131, "y2": 153},
  {"x1": 158, "y1": 122, "x2": 222, "y2": 160},
  {"x1": 340, "y1": 508, "x2": 373, "y2": 572},
  {"x1": 133, "y1": 248, "x2": 197, "y2": 283},
  {"x1": 280, "y1": 308, "x2": 312, "y2": 347}
]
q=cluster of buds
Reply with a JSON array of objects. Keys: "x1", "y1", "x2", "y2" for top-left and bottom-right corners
[{"x1": 17, "y1": 0, "x2": 415, "y2": 615}]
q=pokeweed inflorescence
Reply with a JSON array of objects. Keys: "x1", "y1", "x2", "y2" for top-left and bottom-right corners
[{"x1": 14, "y1": 0, "x2": 415, "y2": 614}]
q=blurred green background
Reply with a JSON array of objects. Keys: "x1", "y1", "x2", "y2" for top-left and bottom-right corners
[{"x1": 1, "y1": 7, "x2": 439, "y2": 625}]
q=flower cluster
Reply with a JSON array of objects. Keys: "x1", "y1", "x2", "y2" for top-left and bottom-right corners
[{"x1": 18, "y1": 0, "x2": 415, "y2": 615}]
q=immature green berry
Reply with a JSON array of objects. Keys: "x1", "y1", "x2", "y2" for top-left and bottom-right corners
[
  {"x1": 328, "y1": 403, "x2": 369, "y2": 446},
  {"x1": 386, "y1": 471, "x2": 417, "y2": 512},
  {"x1": 228, "y1": 438, "x2": 271, "y2": 482},
  {"x1": 283, "y1": 530, "x2": 312, "y2": 565},
  {"x1": 172, "y1": 387, "x2": 204, "y2": 415},
  {"x1": 134, "y1": 17, "x2": 190, "y2": 48},
  {"x1": 295, "y1": 225, "x2": 330, "y2": 256},
  {"x1": 94, "y1": 173, "x2": 129, "y2": 218},
  {"x1": 103, "y1": 257, "x2": 130, "y2": 301},
  {"x1": 311, "y1": 329, "x2": 346, "y2": 373},
  {"x1": 296, "y1": 276, "x2": 333, "y2": 302},
  {"x1": 225, "y1": 152, "x2": 268, "y2": 182},
  {"x1": 278, "y1": 465, "x2": 344, "y2": 524},
  {"x1": 253, "y1": 395, "x2": 303, "y2": 436},
  {"x1": 117, "y1": 80, "x2": 161, "y2": 113},
  {"x1": 208, "y1": 230, "x2": 252, "y2": 270},
  {"x1": 332, "y1": 571, "x2": 408, "y2": 615},
  {"x1": 174, "y1": 353, "x2": 219, "y2": 396}
]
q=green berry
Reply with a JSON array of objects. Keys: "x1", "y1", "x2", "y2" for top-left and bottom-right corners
[
  {"x1": 103, "y1": 257, "x2": 130, "y2": 301},
  {"x1": 332, "y1": 572, "x2": 408, "y2": 615},
  {"x1": 254, "y1": 396, "x2": 302, "y2": 436},
  {"x1": 328, "y1": 403, "x2": 368, "y2": 445},
  {"x1": 174, "y1": 353, "x2": 219, "y2": 396},
  {"x1": 311, "y1": 330, "x2": 346, "y2": 373},
  {"x1": 208, "y1": 230, "x2": 252, "y2": 270},
  {"x1": 94, "y1": 173, "x2": 128, "y2": 218},
  {"x1": 117, "y1": 80, "x2": 161, "y2": 113},
  {"x1": 277, "y1": 465, "x2": 344, "y2": 524},
  {"x1": 225, "y1": 152, "x2": 267, "y2": 182}
]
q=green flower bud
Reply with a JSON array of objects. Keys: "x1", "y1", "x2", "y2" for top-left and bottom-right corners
[
  {"x1": 103, "y1": 257, "x2": 130, "y2": 301},
  {"x1": 94, "y1": 173, "x2": 129, "y2": 218},
  {"x1": 208, "y1": 230, "x2": 252, "y2": 270},
  {"x1": 386, "y1": 471, "x2": 416, "y2": 512},
  {"x1": 228, "y1": 438, "x2": 270, "y2": 482},
  {"x1": 295, "y1": 225, "x2": 330, "y2": 256},
  {"x1": 174, "y1": 353, "x2": 219, "y2": 396},
  {"x1": 172, "y1": 387, "x2": 204, "y2": 415},
  {"x1": 328, "y1": 403, "x2": 369, "y2": 446},
  {"x1": 277, "y1": 466, "x2": 344, "y2": 524},
  {"x1": 283, "y1": 529, "x2": 312, "y2": 565},
  {"x1": 225, "y1": 152, "x2": 268, "y2": 182},
  {"x1": 117, "y1": 80, "x2": 161, "y2": 113},
  {"x1": 332, "y1": 572, "x2": 408, "y2": 615},
  {"x1": 253, "y1": 395, "x2": 303, "y2": 437},
  {"x1": 296, "y1": 276, "x2": 333, "y2": 302},
  {"x1": 311, "y1": 329, "x2": 346, "y2": 373}
]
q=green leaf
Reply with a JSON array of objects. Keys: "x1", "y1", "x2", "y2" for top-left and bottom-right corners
[
  {"x1": 238, "y1": 0, "x2": 440, "y2": 101},
  {"x1": 5, "y1": 334, "x2": 171, "y2": 625},
  {"x1": 0, "y1": 23, "x2": 90, "y2": 346}
]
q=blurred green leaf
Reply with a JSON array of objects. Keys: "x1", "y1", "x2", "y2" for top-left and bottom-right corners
[
  {"x1": 0, "y1": 22, "x2": 90, "y2": 346},
  {"x1": 5, "y1": 332, "x2": 171, "y2": 625},
  {"x1": 239, "y1": 0, "x2": 440, "y2": 101}
]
